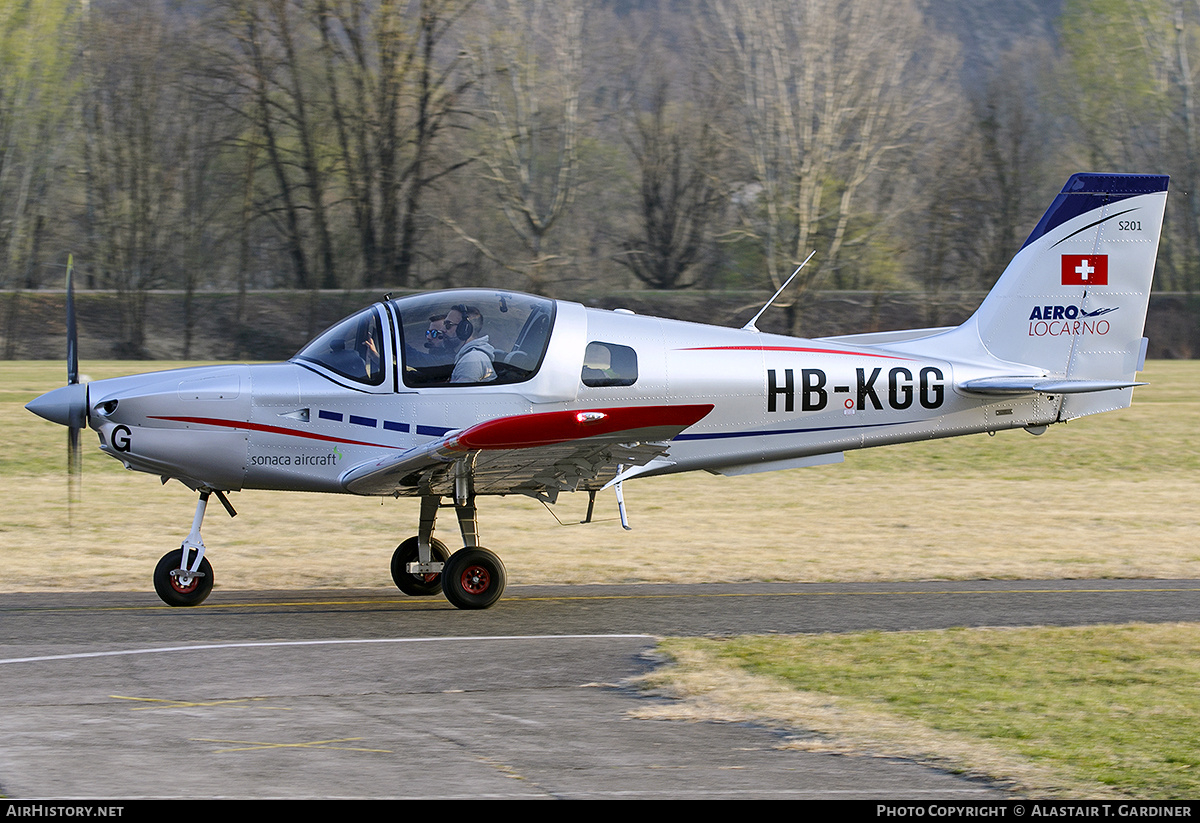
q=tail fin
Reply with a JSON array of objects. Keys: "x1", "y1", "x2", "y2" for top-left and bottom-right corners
[{"x1": 958, "y1": 173, "x2": 1168, "y2": 419}]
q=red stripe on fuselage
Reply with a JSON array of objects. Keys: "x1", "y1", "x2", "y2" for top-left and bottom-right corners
[
  {"x1": 150, "y1": 404, "x2": 715, "y2": 453},
  {"x1": 147, "y1": 416, "x2": 399, "y2": 449}
]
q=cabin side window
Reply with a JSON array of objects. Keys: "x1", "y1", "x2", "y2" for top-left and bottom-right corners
[{"x1": 581, "y1": 342, "x2": 637, "y2": 387}]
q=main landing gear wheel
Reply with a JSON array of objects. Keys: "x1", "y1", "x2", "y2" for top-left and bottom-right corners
[
  {"x1": 153, "y1": 548, "x2": 214, "y2": 607},
  {"x1": 391, "y1": 536, "x2": 450, "y2": 596},
  {"x1": 442, "y1": 547, "x2": 506, "y2": 610}
]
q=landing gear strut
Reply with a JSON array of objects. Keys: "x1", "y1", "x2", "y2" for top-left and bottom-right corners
[
  {"x1": 393, "y1": 495, "x2": 507, "y2": 610},
  {"x1": 152, "y1": 489, "x2": 235, "y2": 607}
]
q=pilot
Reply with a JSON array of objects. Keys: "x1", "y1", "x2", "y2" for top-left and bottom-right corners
[
  {"x1": 401, "y1": 313, "x2": 451, "y2": 375},
  {"x1": 362, "y1": 318, "x2": 381, "y2": 378},
  {"x1": 444, "y1": 304, "x2": 496, "y2": 383}
]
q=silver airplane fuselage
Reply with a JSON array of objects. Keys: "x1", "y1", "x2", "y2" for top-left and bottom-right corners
[{"x1": 72, "y1": 303, "x2": 1037, "y2": 496}]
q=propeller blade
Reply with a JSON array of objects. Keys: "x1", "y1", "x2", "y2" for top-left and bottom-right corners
[
  {"x1": 65, "y1": 254, "x2": 81, "y2": 521},
  {"x1": 66, "y1": 254, "x2": 78, "y2": 386},
  {"x1": 68, "y1": 423, "x2": 81, "y2": 510}
]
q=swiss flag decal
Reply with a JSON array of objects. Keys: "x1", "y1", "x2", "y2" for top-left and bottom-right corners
[{"x1": 1061, "y1": 254, "x2": 1108, "y2": 286}]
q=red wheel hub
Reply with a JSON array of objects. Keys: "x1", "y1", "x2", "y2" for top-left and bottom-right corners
[
  {"x1": 170, "y1": 572, "x2": 198, "y2": 594},
  {"x1": 459, "y1": 565, "x2": 491, "y2": 595}
]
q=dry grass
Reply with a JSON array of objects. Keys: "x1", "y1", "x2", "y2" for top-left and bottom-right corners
[{"x1": 3, "y1": 360, "x2": 1199, "y2": 591}]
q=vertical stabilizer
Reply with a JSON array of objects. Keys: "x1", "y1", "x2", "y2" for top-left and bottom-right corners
[{"x1": 961, "y1": 173, "x2": 1168, "y2": 419}]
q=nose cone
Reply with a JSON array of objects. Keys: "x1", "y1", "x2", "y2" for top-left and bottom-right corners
[{"x1": 26, "y1": 383, "x2": 88, "y2": 428}]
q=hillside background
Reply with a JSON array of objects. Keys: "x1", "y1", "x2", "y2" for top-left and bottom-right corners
[{"x1": 3, "y1": 0, "x2": 1197, "y2": 358}]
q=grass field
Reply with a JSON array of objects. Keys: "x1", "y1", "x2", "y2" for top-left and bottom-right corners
[
  {"x1": 647, "y1": 626, "x2": 1200, "y2": 798},
  {"x1": 5, "y1": 359, "x2": 1200, "y2": 798}
]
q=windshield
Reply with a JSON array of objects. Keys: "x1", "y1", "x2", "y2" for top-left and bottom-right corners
[
  {"x1": 292, "y1": 306, "x2": 387, "y2": 386},
  {"x1": 391, "y1": 290, "x2": 555, "y2": 387}
]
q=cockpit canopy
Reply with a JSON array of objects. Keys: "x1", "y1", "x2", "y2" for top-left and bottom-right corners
[
  {"x1": 293, "y1": 304, "x2": 386, "y2": 386},
  {"x1": 393, "y1": 291, "x2": 555, "y2": 387},
  {"x1": 293, "y1": 290, "x2": 556, "y2": 388}
]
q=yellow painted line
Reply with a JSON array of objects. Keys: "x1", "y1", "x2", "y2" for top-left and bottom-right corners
[
  {"x1": 110, "y1": 694, "x2": 291, "y2": 711},
  {"x1": 192, "y1": 737, "x2": 392, "y2": 754},
  {"x1": 504, "y1": 586, "x2": 1200, "y2": 602},
  {"x1": 0, "y1": 598, "x2": 452, "y2": 614},
  {"x1": 1, "y1": 584, "x2": 1198, "y2": 613}
]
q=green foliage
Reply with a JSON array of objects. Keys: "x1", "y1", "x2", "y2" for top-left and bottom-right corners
[
  {"x1": 0, "y1": 0, "x2": 78, "y2": 127},
  {"x1": 1060, "y1": 0, "x2": 1166, "y2": 101},
  {"x1": 1058, "y1": 0, "x2": 1171, "y2": 168},
  {"x1": 0, "y1": 0, "x2": 79, "y2": 286}
]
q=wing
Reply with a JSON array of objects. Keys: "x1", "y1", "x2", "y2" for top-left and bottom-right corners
[{"x1": 339, "y1": 404, "x2": 714, "y2": 499}]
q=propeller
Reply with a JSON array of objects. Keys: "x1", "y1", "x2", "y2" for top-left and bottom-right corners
[
  {"x1": 66, "y1": 254, "x2": 81, "y2": 511},
  {"x1": 25, "y1": 255, "x2": 93, "y2": 526}
]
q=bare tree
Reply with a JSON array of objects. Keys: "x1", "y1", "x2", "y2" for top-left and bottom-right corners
[
  {"x1": 315, "y1": 0, "x2": 474, "y2": 288},
  {"x1": 458, "y1": 0, "x2": 585, "y2": 292},
  {"x1": 0, "y1": 0, "x2": 78, "y2": 291},
  {"x1": 613, "y1": 30, "x2": 729, "y2": 290},
  {"x1": 81, "y1": 3, "x2": 236, "y2": 356},
  {"x1": 973, "y1": 40, "x2": 1061, "y2": 288},
  {"x1": 218, "y1": 0, "x2": 338, "y2": 291},
  {"x1": 709, "y1": 0, "x2": 960, "y2": 330}
]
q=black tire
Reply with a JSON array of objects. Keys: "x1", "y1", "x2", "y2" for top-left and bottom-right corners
[
  {"x1": 390, "y1": 537, "x2": 450, "y2": 596},
  {"x1": 153, "y1": 549, "x2": 214, "y2": 607},
  {"x1": 442, "y1": 547, "x2": 506, "y2": 610}
]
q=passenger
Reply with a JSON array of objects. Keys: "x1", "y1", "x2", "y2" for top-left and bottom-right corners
[
  {"x1": 444, "y1": 304, "x2": 496, "y2": 383},
  {"x1": 325, "y1": 337, "x2": 367, "y2": 377},
  {"x1": 424, "y1": 314, "x2": 448, "y2": 353}
]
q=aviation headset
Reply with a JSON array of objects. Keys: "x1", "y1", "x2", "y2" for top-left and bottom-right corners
[{"x1": 450, "y1": 304, "x2": 474, "y2": 341}]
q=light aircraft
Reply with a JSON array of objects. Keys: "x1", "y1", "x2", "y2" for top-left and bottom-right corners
[{"x1": 27, "y1": 173, "x2": 1168, "y2": 609}]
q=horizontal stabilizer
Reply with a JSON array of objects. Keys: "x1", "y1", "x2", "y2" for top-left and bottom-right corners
[{"x1": 959, "y1": 377, "x2": 1146, "y2": 396}]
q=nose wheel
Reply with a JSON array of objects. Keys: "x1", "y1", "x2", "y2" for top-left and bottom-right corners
[{"x1": 153, "y1": 548, "x2": 214, "y2": 607}]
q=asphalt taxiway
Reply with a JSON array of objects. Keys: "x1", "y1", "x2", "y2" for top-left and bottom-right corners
[{"x1": 1, "y1": 580, "x2": 1197, "y2": 799}]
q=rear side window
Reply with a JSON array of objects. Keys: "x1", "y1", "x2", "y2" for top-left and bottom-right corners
[{"x1": 582, "y1": 342, "x2": 637, "y2": 387}]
